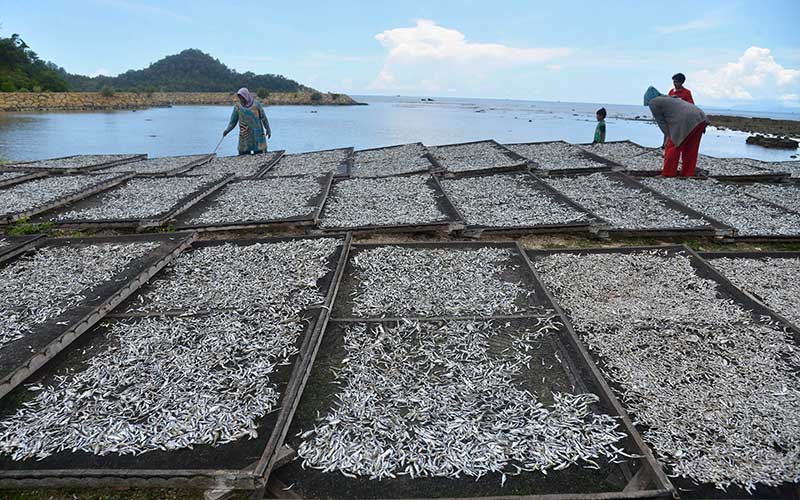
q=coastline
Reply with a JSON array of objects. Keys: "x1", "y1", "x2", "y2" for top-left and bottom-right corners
[
  {"x1": 0, "y1": 91, "x2": 363, "y2": 112},
  {"x1": 706, "y1": 114, "x2": 800, "y2": 138}
]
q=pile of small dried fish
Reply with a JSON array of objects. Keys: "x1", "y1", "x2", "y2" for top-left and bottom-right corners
[
  {"x1": 101, "y1": 155, "x2": 208, "y2": 175},
  {"x1": 708, "y1": 256, "x2": 800, "y2": 326},
  {"x1": 0, "y1": 242, "x2": 158, "y2": 347},
  {"x1": 579, "y1": 142, "x2": 650, "y2": 162},
  {"x1": 187, "y1": 176, "x2": 322, "y2": 225},
  {"x1": 739, "y1": 159, "x2": 800, "y2": 178},
  {"x1": 641, "y1": 178, "x2": 800, "y2": 236},
  {"x1": 696, "y1": 155, "x2": 775, "y2": 177},
  {"x1": 320, "y1": 175, "x2": 449, "y2": 228},
  {"x1": 743, "y1": 183, "x2": 800, "y2": 214},
  {"x1": 126, "y1": 238, "x2": 339, "y2": 314},
  {"x1": 351, "y1": 144, "x2": 431, "y2": 177},
  {"x1": 0, "y1": 310, "x2": 303, "y2": 459},
  {"x1": 4, "y1": 154, "x2": 141, "y2": 171},
  {"x1": 0, "y1": 238, "x2": 9, "y2": 249},
  {"x1": 349, "y1": 246, "x2": 536, "y2": 317},
  {"x1": 267, "y1": 149, "x2": 349, "y2": 176},
  {"x1": 617, "y1": 150, "x2": 665, "y2": 173},
  {"x1": 298, "y1": 320, "x2": 628, "y2": 481},
  {"x1": 442, "y1": 174, "x2": 591, "y2": 227},
  {"x1": 544, "y1": 173, "x2": 708, "y2": 230},
  {"x1": 56, "y1": 176, "x2": 219, "y2": 221},
  {"x1": 534, "y1": 250, "x2": 800, "y2": 491},
  {"x1": 0, "y1": 171, "x2": 29, "y2": 183},
  {"x1": 430, "y1": 141, "x2": 521, "y2": 173},
  {"x1": 188, "y1": 152, "x2": 280, "y2": 177},
  {"x1": 505, "y1": 142, "x2": 608, "y2": 171},
  {"x1": 0, "y1": 173, "x2": 121, "y2": 217}
]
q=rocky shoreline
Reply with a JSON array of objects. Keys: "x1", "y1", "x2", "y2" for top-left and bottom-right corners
[
  {"x1": 0, "y1": 91, "x2": 362, "y2": 112},
  {"x1": 707, "y1": 114, "x2": 800, "y2": 138}
]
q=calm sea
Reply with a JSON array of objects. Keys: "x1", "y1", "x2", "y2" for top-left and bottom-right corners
[{"x1": 0, "y1": 95, "x2": 797, "y2": 162}]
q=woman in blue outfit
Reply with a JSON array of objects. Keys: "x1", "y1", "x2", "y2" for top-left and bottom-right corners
[{"x1": 222, "y1": 88, "x2": 271, "y2": 154}]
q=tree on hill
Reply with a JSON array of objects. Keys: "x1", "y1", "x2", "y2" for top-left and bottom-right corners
[
  {"x1": 61, "y1": 49, "x2": 307, "y2": 93},
  {"x1": 0, "y1": 33, "x2": 69, "y2": 91}
]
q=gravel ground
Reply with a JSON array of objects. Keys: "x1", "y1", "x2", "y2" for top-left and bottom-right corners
[
  {"x1": 430, "y1": 142, "x2": 521, "y2": 173},
  {"x1": 743, "y1": 183, "x2": 800, "y2": 214},
  {"x1": 708, "y1": 256, "x2": 800, "y2": 326},
  {"x1": 55, "y1": 176, "x2": 220, "y2": 221},
  {"x1": 543, "y1": 173, "x2": 709, "y2": 230},
  {"x1": 101, "y1": 155, "x2": 208, "y2": 175},
  {"x1": 441, "y1": 173, "x2": 592, "y2": 227},
  {"x1": 0, "y1": 242, "x2": 159, "y2": 347},
  {"x1": 188, "y1": 152, "x2": 281, "y2": 177},
  {"x1": 351, "y1": 144, "x2": 432, "y2": 177},
  {"x1": 267, "y1": 149, "x2": 350, "y2": 176},
  {"x1": 505, "y1": 142, "x2": 608, "y2": 171},
  {"x1": 534, "y1": 249, "x2": 800, "y2": 491},
  {"x1": 125, "y1": 238, "x2": 339, "y2": 314},
  {"x1": 578, "y1": 142, "x2": 650, "y2": 162},
  {"x1": 0, "y1": 174, "x2": 121, "y2": 218},
  {"x1": 320, "y1": 175, "x2": 450, "y2": 228},
  {"x1": 641, "y1": 178, "x2": 800, "y2": 236},
  {"x1": 298, "y1": 319, "x2": 627, "y2": 481},
  {"x1": 348, "y1": 246, "x2": 537, "y2": 317},
  {"x1": 4, "y1": 155, "x2": 141, "y2": 171},
  {"x1": 186, "y1": 176, "x2": 323, "y2": 225}
]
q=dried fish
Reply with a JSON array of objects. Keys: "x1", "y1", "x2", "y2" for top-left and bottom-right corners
[
  {"x1": 0, "y1": 242, "x2": 158, "y2": 347},
  {"x1": 441, "y1": 173, "x2": 591, "y2": 227},
  {"x1": 506, "y1": 142, "x2": 608, "y2": 171},
  {"x1": 4, "y1": 154, "x2": 142, "y2": 171},
  {"x1": 543, "y1": 173, "x2": 708, "y2": 230},
  {"x1": 534, "y1": 250, "x2": 800, "y2": 491},
  {"x1": 126, "y1": 238, "x2": 339, "y2": 314},
  {"x1": 298, "y1": 320, "x2": 627, "y2": 481},
  {"x1": 267, "y1": 149, "x2": 349, "y2": 176},
  {"x1": 743, "y1": 183, "x2": 800, "y2": 214},
  {"x1": 578, "y1": 142, "x2": 650, "y2": 162},
  {"x1": 188, "y1": 152, "x2": 281, "y2": 178},
  {"x1": 0, "y1": 173, "x2": 121, "y2": 218},
  {"x1": 351, "y1": 144, "x2": 432, "y2": 177},
  {"x1": 55, "y1": 176, "x2": 223, "y2": 221},
  {"x1": 320, "y1": 175, "x2": 449, "y2": 228},
  {"x1": 348, "y1": 246, "x2": 537, "y2": 317},
  {"x1": 641, "y1": 177, "x2": 800, "y2": 236},
  {"x1": 101, "y1": 155, "x2": 208, "y2": 175},
  {"x1": 708, "y1": 256, "x2": 800, "y2": 326},
  {"x1": 621, "y1": 150, "x2": 777, "y2": 177},
  {"x1": 430, "y1": 141, "x2": 521, "y2": 173},
  {"x1": 0, "y1": 311, "x2": 303, "y2": 459},
  {"x1": 186, "y1": 176, "x2": 323, "y2": 225},
  {"x1": 0, "y1": 171, "x2": 29, "y2": 183},
  {"x1": 0, "y1": 238, "x2": 9, "y2": 249},
  {"x1": 738, "y1": 159, "x2": 800, "y2": 178}
]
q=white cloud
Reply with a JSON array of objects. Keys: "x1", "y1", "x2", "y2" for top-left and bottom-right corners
[
  {"x1": 655, "y1": 18, "x2": 719, "y2": 34},
  {"x1": 90, "y1": 68, "x2": 111, "y2": 77},
  {"x1": 692, "y1": 47, "x2": 800, "y2": 101},
  {"x1": 368, "y1": 19, "x2": 572, "y2": 92}
]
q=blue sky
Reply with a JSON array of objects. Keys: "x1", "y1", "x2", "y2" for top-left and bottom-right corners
[{"x1": 2, "y1": 0, "x2": 799, "y2": 108}]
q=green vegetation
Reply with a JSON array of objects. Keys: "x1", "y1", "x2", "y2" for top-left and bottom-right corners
[
  {"x1": 61, "y1": 49, "x2": 306, "y2": 93},
  {"x1": 99, "y1": 85, "x2": 115, "y2": 97},
  {"x1": 310, "y1": 91, "x2": 323, "y2": 103},
  {"x1": 329, "y1": 92, "x2": 340, "y2": 101},
  {"x1": 0, "y1": 33, "x2": 69, "y2": 92},
  {"x1": 5, "y1": 219, "x2": 54, "y2": 236},
  {"x1": 256, "y1": 87, "x2": 269, "y2": 99}
]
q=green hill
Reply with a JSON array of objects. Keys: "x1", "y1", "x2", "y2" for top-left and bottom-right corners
[
  {"x1": 61, "y1": 49, "x2": 306, "y2": 93},
  {"x1": 0, "y1": 33, "x2": 69, "y2": 92}
]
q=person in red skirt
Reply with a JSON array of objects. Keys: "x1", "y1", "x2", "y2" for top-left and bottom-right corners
[{"x1": 644, "y1": 86, "x2": 709, "y2": 177}]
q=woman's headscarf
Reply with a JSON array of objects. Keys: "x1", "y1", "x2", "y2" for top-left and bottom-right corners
[
  {"x1": 237, "y1": 87, "x2": 254, "y2": 108},
  {"x1": 643, "y1": 86, "x2": 663, "y2": 106}
]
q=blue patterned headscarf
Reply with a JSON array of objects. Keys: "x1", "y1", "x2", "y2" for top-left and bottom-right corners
[
  {"x1": 237, "y1": 87, "x2": 254, "y2": 108},
  {"x1": 643, "y1": 86, "x2": 662, "y2": 106}
]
